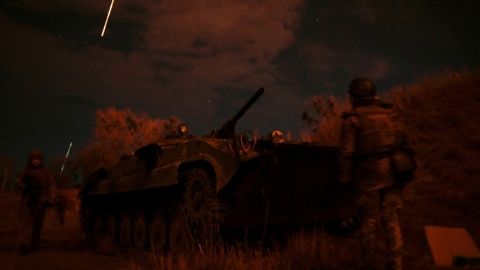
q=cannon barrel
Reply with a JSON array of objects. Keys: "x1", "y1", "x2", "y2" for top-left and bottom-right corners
[
  {"x1": 215, "y1": 87, "x2": 265, "y2": 139},
  {"x1": 231, "y1": 87, "x2": 265, "y2": 124}
]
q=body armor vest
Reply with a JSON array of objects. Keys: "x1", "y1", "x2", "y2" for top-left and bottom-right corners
[{"x1": 354, "y1": 106, "x2": 399, "y2": 157}]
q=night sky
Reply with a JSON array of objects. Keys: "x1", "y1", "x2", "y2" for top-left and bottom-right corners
[{"x1": 1, "y1": 0, "x2": 479, "y2": 166}]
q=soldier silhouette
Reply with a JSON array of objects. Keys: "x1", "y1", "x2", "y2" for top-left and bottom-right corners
[
  {"x1": 339, "y1": 78, "x2": 412, "y2": 270},
  {"x1": 18, "y1": 150, "x2": 55, "y2": 255}
]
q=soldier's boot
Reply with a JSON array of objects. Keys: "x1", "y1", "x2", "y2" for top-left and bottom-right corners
[
  {"x1": 31, "y1": 206, "x2": 47, "y2": 250},
  {"x1": 19, "y1": 244, "x2": 31, "y2": 255},
  {"x1": 386, "y1": 258, "x2": 402, "y2": 270},
  {"x1": 18, "y1": 205, "x2": 35, "y2": 255}
]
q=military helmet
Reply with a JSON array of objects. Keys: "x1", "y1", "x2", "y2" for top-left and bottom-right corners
[
  {"x1": 28, "y1": 150, "x2": 44, "y2": 161},
  {"x1": 348, "y1": 78, "x2": 376, "y2": 98}
]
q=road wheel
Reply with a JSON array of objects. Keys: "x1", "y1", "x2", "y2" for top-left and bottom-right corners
[
  {"x1": 93, "y1": 212, "x2": 104, "y2": 247},
  {"x1": 119, "y1": 213, "x2": 131, "y2": 249},
  {"x1": 132, "y1": 212, "x2": 147, "y2": 250},
  {"x1": 79, "y1": 201, "x2": 94, "y2": 244},
  {"x1": 95, "y1": 213, "x2": 118, "y2": 254},
  {"x1": 169, "y1": 214, "x2": 192, "y2": 254},
  {"x1": 149, "y1": 212, "x2": 167, "y2": 252},
  {"x1": 104, "y1": 213, "x2": 117, "y2": 245},
  {"x1": 181, "y1": 168, "x2": 216, "y2": 227}
]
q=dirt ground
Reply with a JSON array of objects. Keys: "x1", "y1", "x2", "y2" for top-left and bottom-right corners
[{"x1": 0, "y1": 190, "x2": 129, "y2": 270}]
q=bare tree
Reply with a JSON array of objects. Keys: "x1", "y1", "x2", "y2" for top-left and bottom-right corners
[{"x1": 301, "y1": 95, "x2": 349, "y2": 145}]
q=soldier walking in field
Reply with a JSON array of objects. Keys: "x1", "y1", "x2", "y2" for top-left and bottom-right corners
[
  {"x1": 18, "y1": 150, "x2": 55, "y2": 255},
  {"x1": 339, "y1": 78, "x2": 414, "y2": 270}
]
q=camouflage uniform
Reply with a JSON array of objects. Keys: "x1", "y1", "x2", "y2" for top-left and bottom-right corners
[
  {"x1": 18, "y1": 151, "x2": 55, "y2": 254},
  {"x1": 339, "y1": 78, "x2": 405, "y2": 270}
]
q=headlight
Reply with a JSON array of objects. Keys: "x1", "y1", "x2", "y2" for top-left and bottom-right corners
[
  {"x1": 178, "y1": 123, "x2": 189, "y2": 135},
  {"x1": 271, "y1": 130, "x2": 285, "y2": 143}
]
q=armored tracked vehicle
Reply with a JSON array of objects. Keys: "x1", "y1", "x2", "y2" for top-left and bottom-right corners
[{"x1": 78, "y1": 88, "x2": 351, "y2": 252}]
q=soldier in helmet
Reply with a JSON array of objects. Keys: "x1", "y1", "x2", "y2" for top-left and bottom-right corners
[
  {"x1": 338, "y1": 78, "x2": 406, "y2": 270},
  {"x1": 18, "y1": 150, "x2": 55, "y2": 255}
]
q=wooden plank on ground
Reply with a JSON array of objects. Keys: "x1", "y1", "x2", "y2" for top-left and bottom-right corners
[{"x1": 425, "y1": 226, "x2": 480, "y2": 267}]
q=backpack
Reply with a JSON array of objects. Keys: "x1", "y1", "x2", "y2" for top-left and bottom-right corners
[{"x1": 390, "y1": 146, "x2": 417, "y2": 183}]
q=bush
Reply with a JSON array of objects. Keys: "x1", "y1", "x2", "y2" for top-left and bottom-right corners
[{"x1": 76, "y1": 108, "x2": 181, "y2": 175}]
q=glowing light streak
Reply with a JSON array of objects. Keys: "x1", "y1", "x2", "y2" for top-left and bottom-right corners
[
  {"x1": 60, "y1": 142, "x2": 73, "y2": 175},
  {"x1": 101, "y1": 0, "x2": 115, "y2": 37}
]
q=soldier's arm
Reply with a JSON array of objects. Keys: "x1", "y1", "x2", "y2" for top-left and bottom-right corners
[
  {"x1": 338, "y1": 113, "x2": 359, "y2": 183},
  {"x1": 47, "y1": 171, "x2": 57, "y2": 202}
]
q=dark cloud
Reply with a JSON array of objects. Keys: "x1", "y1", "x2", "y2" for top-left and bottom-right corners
[{"x1": 1, "y1": 0, "x2": 479, "y2": 165}]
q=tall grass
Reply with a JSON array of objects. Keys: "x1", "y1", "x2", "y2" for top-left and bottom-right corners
[
  {"x1": 127, "y1": 230, "x2": 360, "y2": 270},
  {"x1": 387, "y1": 69, "x2": 480, "y2": 269}
]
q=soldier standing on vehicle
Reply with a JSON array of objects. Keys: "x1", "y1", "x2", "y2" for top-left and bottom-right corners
[
  {"x1": 338, "y1": 78, "x2": 411, "y2": 270},
  {"x1": 18, "y1": 150, "x2": 55, "y2": 255}
]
